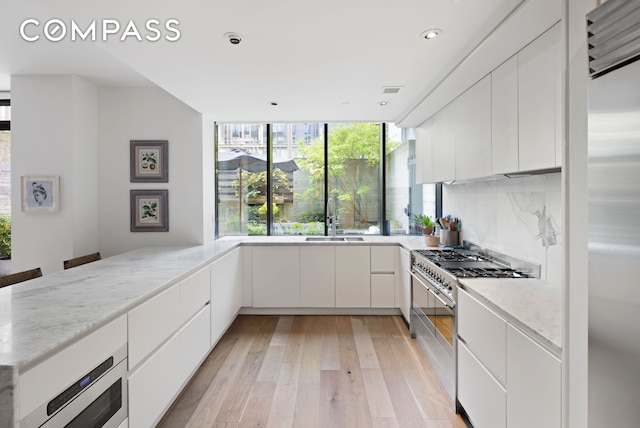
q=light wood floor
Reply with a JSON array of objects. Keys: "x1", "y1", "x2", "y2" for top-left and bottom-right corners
[{"x1": 158, "y1": 315, "x2": 468, "y2": 428}]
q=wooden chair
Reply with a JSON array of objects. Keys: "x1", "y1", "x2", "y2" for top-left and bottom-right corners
[
  {"x1": 63, "y1": 252, "x2": 101, "y2": 270},
  {"x1": 0, "y1": 267, "x2": 43, "y2": 288}
]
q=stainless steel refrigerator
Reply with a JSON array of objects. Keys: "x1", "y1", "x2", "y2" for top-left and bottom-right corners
[{"x1": 588, "y1": 2, "x2": 640, "y2": 426}]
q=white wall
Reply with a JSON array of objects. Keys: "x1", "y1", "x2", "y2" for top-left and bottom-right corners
[
  {"x1": 443, "y1": 173, "x2": 563, "y2": 285},
  {"x1": 97, "y1": 87, "x2": 208, "y2": 256},
  {"x1": 11, "y1": 75, "x2": 99, "y2": 274}
]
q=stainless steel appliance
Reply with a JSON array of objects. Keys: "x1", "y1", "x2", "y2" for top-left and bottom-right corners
[
  {"x1": 410, "y1": 244, "x2": 539, "y2": 409},
  {"x1": 587, "y1": 2, "x2": 640, "y2": 425},
  {"x1": 21, "y1": 345, "x2": 128, "y2": 428}
]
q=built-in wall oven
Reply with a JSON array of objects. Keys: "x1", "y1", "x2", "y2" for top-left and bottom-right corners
[
  {"x1": 410, "y1": 245, "x2": 539, "y2": 410},
  {"x1": 21, "y1": 345, "x2": 128, "y2": 428}
]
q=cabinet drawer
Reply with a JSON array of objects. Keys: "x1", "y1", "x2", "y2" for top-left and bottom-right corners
[
  {"x1": 178, "y1": 305, "x2": 211, "y2": 386},
  {"x1": 128, "y1": 285, "x2": 180, "y2": 369},
  {"x1": 128, "y1": 327, "x2": 182, "y2": 428},
  {"x1": 458, "y1": 288, "x2": 506, "y2": 385},
  {"x1": 371, "y1": 274, "x2": 395, "y2": 307},
  {"x1": 458, "y1": 342, "x2": 506, "y2": 428},
  {"x1": 180, "y1": 266, "x2": 211, "y2": 324},
  {"x1": 371, "y1": 246, "x2": 395, "y2": 273}
]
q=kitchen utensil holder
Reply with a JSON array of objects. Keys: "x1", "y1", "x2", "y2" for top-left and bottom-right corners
[{"x1": 440, "y1": 230, "x2": 459, "y2": 246}]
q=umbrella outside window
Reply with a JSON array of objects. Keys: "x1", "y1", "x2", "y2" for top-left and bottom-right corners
[{"x1": 218, "y1": 149, "x2": 299, "y2": 227}]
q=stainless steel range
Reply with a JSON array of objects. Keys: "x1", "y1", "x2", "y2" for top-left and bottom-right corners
[{"x1": 409, "y1": 243, "x2": 540, "y2": 410}]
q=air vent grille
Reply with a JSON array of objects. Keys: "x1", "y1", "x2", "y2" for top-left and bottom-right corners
[
  {"x1": 382, "y1": 87, "x2": 401, "y2": 94},
  {"x1": 588, "y1": 0, "x2": 640, "y2": 78}
]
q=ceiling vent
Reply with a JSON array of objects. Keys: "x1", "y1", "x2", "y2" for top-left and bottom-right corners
[
  {"x1": 382, "y1": 86, "x2": 402, "y2": 94},
  {"x1": 588, "y1": 0, "x2": 640, "y2": 78}
]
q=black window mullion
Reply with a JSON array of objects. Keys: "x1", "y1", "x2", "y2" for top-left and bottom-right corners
[
  {"x1": 266, "y1": 124, "x2": 273, "y2": 235},
  {"x1": 323, "y1": 123, "x2": 329, "y2": 236},
  {"x1": 380, "y1": 123, "x2": 387, "y2": 235}
]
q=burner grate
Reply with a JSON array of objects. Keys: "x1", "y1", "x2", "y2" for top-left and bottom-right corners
[{"x1": 446, "y1": 267, "x2": 530, "y2": 279}]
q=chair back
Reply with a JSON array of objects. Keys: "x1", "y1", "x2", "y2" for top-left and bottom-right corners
[
  {"x1": 63, "y1": 252, "x2": 102, "y2": 270},
  {"x1": 0, "y1": 267, "x2": 43, "y2": 288}
]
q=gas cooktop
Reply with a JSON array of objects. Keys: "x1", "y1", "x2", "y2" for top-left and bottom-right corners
[{"x1": 412, "y1": 247, "x2": 534, "y2": 280}]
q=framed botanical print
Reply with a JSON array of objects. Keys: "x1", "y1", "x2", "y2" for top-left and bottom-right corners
[
  {"x1": 21, "y1": 176, "x2": 60, "y2": 212},
  {"x1": 130, "y1": 189, "x2": 169, "y2": 232},
  {"x1": 130, "y1": 140, "x2": 168, "y2": 182}
]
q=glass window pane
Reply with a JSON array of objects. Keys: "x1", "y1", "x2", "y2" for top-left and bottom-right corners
[
  {"x1": 385, "y1": 124, "x2": 437, "y2": 236},
  {"x1": 272, "y1": 123, "x2": 325, "y2": 236},
  {"x1": 0, "y1": 130, "x2": 10, "y2": 214},
  {"x1": 327, "y1": 123, "x2": 381, "y2": 235},
  {"x1": 217, "y1": 123, "x2": 267, "y2": 237},
  {"x1": 0, "y1": 105, "x2": 9, "y2": 121}
]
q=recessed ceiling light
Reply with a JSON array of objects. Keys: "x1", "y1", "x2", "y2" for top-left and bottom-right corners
[
  {"x1": 420, "y1": 29, "x2": 442, "y2": 40},
  {"x1": 378, "y1": 101, "x2": 390, "y2": 106}
]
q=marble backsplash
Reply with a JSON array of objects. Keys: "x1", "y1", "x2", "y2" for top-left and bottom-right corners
[{"x1": 443, "y1": 172, "x2": 562, "y2": 285}]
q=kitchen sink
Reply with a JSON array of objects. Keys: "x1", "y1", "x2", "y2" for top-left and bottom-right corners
[{"x1": 304, "y1": 236, "x2": 364, "y2": 242}]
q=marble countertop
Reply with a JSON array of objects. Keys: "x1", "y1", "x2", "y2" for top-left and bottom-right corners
[
  {"x1": 0, "y1": 235, "x2": 432, "y2": 371},
  {"x1": 458, "y1": 278, "x2": 562, "y2": 356}
]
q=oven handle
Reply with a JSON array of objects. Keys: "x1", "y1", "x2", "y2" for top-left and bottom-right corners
[{"x1": 409, "y1": 270, "x2": 456, "y2": 309}]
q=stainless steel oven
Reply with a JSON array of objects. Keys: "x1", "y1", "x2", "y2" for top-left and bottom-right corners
[{"x1": 22, "y1": 345, "x2": 127, "y2": 428}]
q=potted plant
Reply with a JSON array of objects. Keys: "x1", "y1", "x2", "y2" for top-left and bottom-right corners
[{"x1": 421, "y1": 215, "x2": 437, "y2": 236}]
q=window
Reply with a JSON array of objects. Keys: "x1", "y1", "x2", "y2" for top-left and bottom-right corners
[{"x1": 215, "y1": 122, "x2": 437, "y2": 238}]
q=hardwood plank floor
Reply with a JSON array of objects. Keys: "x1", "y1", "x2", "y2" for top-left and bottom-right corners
[{"x1": 158, "y1": 315, "x2": 468, "y2": 428}]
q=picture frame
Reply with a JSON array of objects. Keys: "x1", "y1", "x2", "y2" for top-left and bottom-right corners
[
  {"x1": 130, "y1": 140, "x2": 168, "y2": 182},
  {"x1": 130, "y1": 189, "x2": 169, "y2": 232},
  {"x1": 21, "y1": 176, "x2": 60, "y2": 212}
]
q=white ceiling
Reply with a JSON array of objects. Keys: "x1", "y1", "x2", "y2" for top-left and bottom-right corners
[{"x1": 0, "y1": 0, "x2": 525, "y2": 125}]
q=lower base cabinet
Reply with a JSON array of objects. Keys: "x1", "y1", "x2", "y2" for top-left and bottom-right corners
[
  {"x1": 371, "y1": 274, "x2": 395, "y2": 307},
  {"x1": 506, "y1": 324, "x2": 561, "y2": 428},
  {"x1": 458, "y1": 341, "x2": 507, "y2": 428},
  {"x1": 129, "y1": 305, "x2": 211, "y2": 428}
]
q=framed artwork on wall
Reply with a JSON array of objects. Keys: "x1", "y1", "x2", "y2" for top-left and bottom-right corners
[
  {"x1": 21, "y1": 176, "x2": 59, "y2": 212},
  {"x1": 130, "y1": 189, "x2": 169, "y2": 232},
  {"x1": 130, "y1": 140, "x2": 168, "y2": 182}
]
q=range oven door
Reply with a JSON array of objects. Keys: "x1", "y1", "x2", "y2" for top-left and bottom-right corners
[
  {"x1": 410, "y1": 270, "x2": 455, "y2": 356},
  {"x1": 410, "y1": 269, "x2": 457, "y2": 405}
]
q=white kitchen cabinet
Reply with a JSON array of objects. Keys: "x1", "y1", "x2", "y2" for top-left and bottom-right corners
[
  {"x1": 178, "y1": 305, "x2": 211, "y2": 387},
  {"x1": 210, "y1": 248, "x2": 242, "y2": 345},
  {"x1": 518, "y1": 23, "x2": 561, "y2": 171},
  {"x1": 415, "y1": 120, "x2": 433, "y2": 184},
  {"x1": 129, "y1": 303, "x2": 211, "y2": 428},
  {"x1": 336, "y1": 246, "x2": 370, "y2": 307},
  {"x1": 458, "y1": 288, "x2": 506, "y2": 384},
  {"x1": 506, "y1": 323, "x2": 561, "y2": 428},
  {"x1": 300, "y1": 246, "x2": 336, "y2": 307},
  {"x1": 395, "y1": 247, "x2": 411, "y2": 323},
  {"x1": 371, "y1": 246, "x2": 395, "y2": 273},
  {"x1": 179, "y1": 266, "x2": 211, "y2": 325},
  {"x1": 252, "y1": 246, "x2": 300, "y2": 307},
  {"x1": 128, "y1": 284, "x2": 181, "y2": 370},
  {"x1": 431, "y1": 107, "x2": 456, "y2": 182},
  {"x1": 455, "y1": 75, "x2": 492, "y2": 180},
  {"x1": 371, "y1": 273, "x2": 395, "y2": 308},
  {"x1": 128, "y1": 321, "x2": 183, "y2": 428},
  {"x1": 491, "y1": 55, "x2": 519, "y2": 174},
  {"x1": 458, "y1": 342, "x2": 507, "y2": 428}
]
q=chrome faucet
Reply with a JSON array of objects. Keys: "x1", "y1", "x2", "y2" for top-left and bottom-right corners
[{"x1": 326, "y1": 197, "x2": 338, "y2": 237}]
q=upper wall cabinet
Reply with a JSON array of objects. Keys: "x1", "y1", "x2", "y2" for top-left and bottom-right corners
[
  {"x1": 415, "y1": 121, "x2": 433, "y2": 184},
  {"x1": 491, "y1": 55, "x2": 519, "y2": 175},
  {"x1": 431, "y1": 107, "x2": 456, "y2": 183},
  {"x1": 418, "y1": 23, "x2": 562, "y2": 183},
  {"x1": 455, "y1": 75, "x2": 492, "y2": 180},
  {"x1": 518, "y1": 23, "x2": 561, "y2": 171}
]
